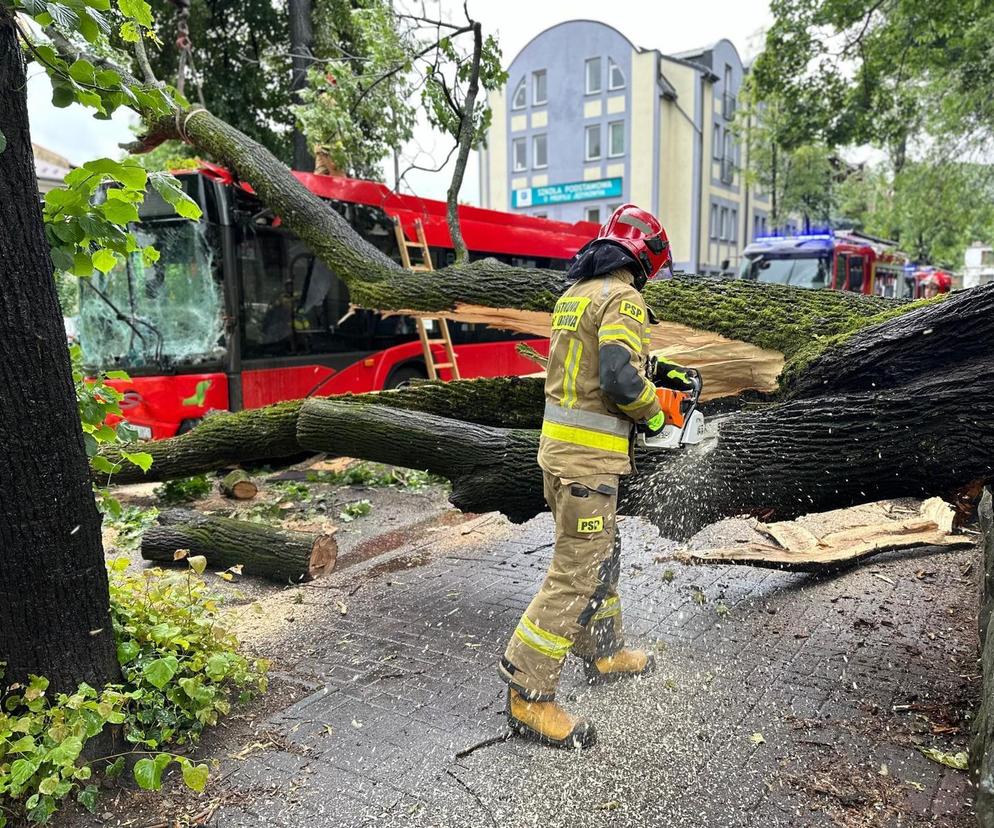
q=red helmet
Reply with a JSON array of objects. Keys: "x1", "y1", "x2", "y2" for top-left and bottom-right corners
[{"x1": 593, "y1": 204, "x2": 672, "y2": 280}]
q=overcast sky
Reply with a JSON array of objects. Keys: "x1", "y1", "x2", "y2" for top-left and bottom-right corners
[{"x1": 27, "y1": 0, "x2": 773, "y2": 203}]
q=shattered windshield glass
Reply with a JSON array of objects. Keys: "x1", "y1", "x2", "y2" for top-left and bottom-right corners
[{"x1": 78, "y1": 221, "x2": 225, "y2": 371}]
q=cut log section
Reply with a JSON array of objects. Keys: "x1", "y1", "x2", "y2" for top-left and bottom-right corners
[
  {"x1": 142, "y1": 509, "x2": 336, "y2": 582},
  {"x1": 666, "y1": 498, "x2": 972, "y2": 572},
  {"x1": 220, "y1": 469, "x2": 258, "y2": 500}
]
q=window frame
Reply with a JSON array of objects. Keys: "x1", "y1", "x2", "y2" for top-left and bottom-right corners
[
  {"x1": 607, "y1": 120, "x2": 625, "y2": 157},
  {"x1": 584, "y1": 124, "x2": 602, "y2": 161},
  {"x1": 730, "y1": 209, "x2": 738, "y2": 243},
  {"x1": 532, "y1": 133, "x2": 548, "y2": 169},
  {"x1": 608, "y1": 58, "x2": 625, "y2": 90},
  {"x1": 532, "y1": 69, "x2": 548, "y2": 106},
  {"x1": 585, "y1": 206, "x2": 601, "y2": 224},
  {"x1": 712, "y1": 124, "x2": 722, "y2": 160},
  {"x1": 709, "y1": 204, "x2": 719, "y2": 240},
  {"x1": 512, "y1": 137, "x2": 527, "y2": 172},
  {"x1": 511, "y1": 77, "x2": 527, "y2": 110},
  {"x1": 585, "y1": 57, "x2": 602, "y2": 95},
  {"x1": 719, "y1": 206, "x2": 729, "y2": 241}
]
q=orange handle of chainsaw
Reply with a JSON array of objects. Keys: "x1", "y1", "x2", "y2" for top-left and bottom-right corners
[{"x1": 655, "y1": 387, "x2": 688, "y2": 429}]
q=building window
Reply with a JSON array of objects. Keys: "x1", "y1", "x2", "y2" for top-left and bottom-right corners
[
  {"x1": 710, "y1": 204, "x2": 719, "y2": 240},
  {"x1": 730, "y1": 209, "x2": 738, "y2": 243},
  {"x1": 512, "y1": 137, "x2": 526, "y2": 172},
  {"x1": 712, "y1": 124, "x2": 722, "y2": 160},
  {"x1": 585, "y1": 124, "x2": 601, "y2": 161},
  {"x1": 721, "y1": 131, "x2": 735, "y2": 183},
  {"x1": 532, "y1": 133, "x2": 548, "y2": 169},
  {"x1": 511, "y1": 77, "x2": 526, "y2": 110},
  {"x1": 608, "y1": 121, "x2": 625, "y2": 157},
  {"x1": 585, "y1": 57, "x2": 602, "y2": 94},
  {"x1": 608, "y1": 58, "x2": 625, "y2": 90},
  {"x1": 532, "y1": 70, "x2": 547, "y2": 106},
  {"x1": 585, "y1": 206, "x2": 601, "y2": 223},
  {"x1": 720, "y1": 207, "x2": 729, "y2": 241}
]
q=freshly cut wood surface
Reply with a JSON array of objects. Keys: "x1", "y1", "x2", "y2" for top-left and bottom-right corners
[
  {"x1": 670, "y1": 498, "x2": 972, "y2": 572},
  {"x1": 405, "y1": 303, "x2": 785, "y2": 400}
]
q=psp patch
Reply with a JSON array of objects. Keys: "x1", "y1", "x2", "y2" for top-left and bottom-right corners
[
  {"x1": 576, "y1": 516, "x2": 604, "y2": 534},
  {"x1": 619, "y1": 300, "x2": 645, "y2": 324}
]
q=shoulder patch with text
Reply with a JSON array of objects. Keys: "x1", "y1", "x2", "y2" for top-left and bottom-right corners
[
  {"x1": 619, "y1": 300, "x2": 646, "y2": 324},
  {"x1": 551, "y1": 296, "x2": 592, "y2": 331},
  {"x1": 577, "y1": 516, "x2": 605, "y2": 534}
]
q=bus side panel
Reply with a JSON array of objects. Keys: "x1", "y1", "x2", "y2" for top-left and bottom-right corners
[
  {"x1": 110, "y1": 372, "x2": 229, "y2": 439},
  {"x1": 451, "y1": 339, "x2": 550, "y2": 378},
  {"x1": 241, "y1": 365, "x2": 338, "y2": 408}
]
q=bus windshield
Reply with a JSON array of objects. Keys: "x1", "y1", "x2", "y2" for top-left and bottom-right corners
[
  {"x1": 78, "y1": 220, "x2": 225, "y2": 371},
  {"x1": 740, "y1": 254, "x2": 829, "y2": 289}
]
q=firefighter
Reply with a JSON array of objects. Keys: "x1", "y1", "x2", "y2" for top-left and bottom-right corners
[{"x1": 499, "y1": 204, "x2": 694, "y2": 749}]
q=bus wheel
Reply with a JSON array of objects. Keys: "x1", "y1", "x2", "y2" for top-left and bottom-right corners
[
  {"x1": 176, "y1": 417, "x2": 202, "y2": 434},
  {"x1": 384, "y1": 364, "x2": 427, "y2": 389}
]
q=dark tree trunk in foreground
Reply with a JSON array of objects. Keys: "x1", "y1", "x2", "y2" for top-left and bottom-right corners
[
  {"x1": 0, "y1": 17, "x2": 119, "y2": 693},
  {"x1": 142, "y1": 510, "x2": 336, "y2": 582},
  {"x1": 288, "y1": 0, "x2": 313, "y2": 172}
]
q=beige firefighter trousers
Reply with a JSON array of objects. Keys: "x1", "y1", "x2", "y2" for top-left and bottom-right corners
[{"x1": 498, "y1": 471, "x2": 624, "y2": 700}]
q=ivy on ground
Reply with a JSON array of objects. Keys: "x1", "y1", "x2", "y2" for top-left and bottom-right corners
[{"x1": 0, "y1": 559, "x2": 268, "y2": 825}]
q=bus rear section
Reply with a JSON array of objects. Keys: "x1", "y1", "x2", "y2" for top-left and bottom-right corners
[{"x1": 76, "y1": 170, "x2": 579, "y2": 438}]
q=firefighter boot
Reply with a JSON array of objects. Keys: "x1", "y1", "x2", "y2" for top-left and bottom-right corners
[
  {"x1": 584, "y1": 648, "x2": 656, "y2": 685},
  {"x1": 506, "y1": 689, "x2": 597, "y2": 749}
]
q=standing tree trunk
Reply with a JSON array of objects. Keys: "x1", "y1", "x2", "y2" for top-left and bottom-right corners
[
  {"x1": 288, "y1": 0, "x2": 314, "y2": 172},
  {"x1": 0, "y1": 15, "x2": 119, "y2": 693},
  {"x1": 445, "y1": 21, "x2": 482, "y2": 265}
]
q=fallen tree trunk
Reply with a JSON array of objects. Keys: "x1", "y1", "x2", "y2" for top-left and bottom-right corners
[
  {"x1": 101, "y1": 377, "x2": 545, "y2": 484},
  {"x1": 142, "y1": 509, "x2": 336, "y2": 582}
]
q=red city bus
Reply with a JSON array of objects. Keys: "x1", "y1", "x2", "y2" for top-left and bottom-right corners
[
  {"x1": 739, "y1": 229, "x2": 910, "y2": 297},
  {"x1": 77, "y1": 167, "x2": 598, "y2": 439}
]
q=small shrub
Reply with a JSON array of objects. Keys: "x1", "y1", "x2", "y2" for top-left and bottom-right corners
[
  {"x1": 154, "y1": 474, "x2": 211, "y2": 504},
  {"x1": 105, "y1": 505, "x2": 159, "y2": 552},
  {"x1": 0, "y1": 559, "x2": 267, "y2": 825},
  {"x1": 339, "y1": 499, "x2": 373, "y2": 522}
]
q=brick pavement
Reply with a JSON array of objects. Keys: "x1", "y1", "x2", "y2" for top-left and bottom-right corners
[{"x1": 76, "y1": 506, "x2": 980, "y2": 828}]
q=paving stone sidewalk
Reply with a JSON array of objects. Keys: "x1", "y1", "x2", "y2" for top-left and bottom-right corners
[{"x1": 78, "y1": 507, "x2": 980, "y2": 828}]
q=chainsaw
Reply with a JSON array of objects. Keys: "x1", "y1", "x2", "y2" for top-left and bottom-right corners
[{"x1": 637, "y1": 366, "x2": 705, "y2": 450}]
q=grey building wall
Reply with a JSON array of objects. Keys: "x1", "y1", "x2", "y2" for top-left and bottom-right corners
[{"x1": 504, "y1": 20, "x2": 635, "y2": 224}]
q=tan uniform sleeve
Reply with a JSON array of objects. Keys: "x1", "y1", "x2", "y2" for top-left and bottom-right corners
[{"x1": 597, "y1": 290, "x2": 661, "y2": 423}]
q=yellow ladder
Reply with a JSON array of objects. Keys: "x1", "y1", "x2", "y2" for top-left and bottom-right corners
[{"x1": 392, "y1": 217, "x2": 460, "y2": 381}]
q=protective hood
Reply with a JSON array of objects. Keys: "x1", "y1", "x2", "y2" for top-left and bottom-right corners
[{"x1": 567, "y1": 240, "x2": 641, "y2": 283}]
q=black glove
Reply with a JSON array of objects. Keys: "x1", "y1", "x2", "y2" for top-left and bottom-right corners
[{"x1": 650, "y1": 357, "x2": 696, "y2": 392}]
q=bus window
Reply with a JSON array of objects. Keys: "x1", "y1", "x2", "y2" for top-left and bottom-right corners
[{"x1": 846, "y1": 256, "x2": 865, "y2": 292}]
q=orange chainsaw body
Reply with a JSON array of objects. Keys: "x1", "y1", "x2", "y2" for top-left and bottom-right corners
[{"x1": 655, "y1": 387, "x2": 690, "y2": 428}]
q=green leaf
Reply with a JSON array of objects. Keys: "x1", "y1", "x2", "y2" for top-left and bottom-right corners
[
  {"x1": 116, "y1": 639, "x2": 140, "y2": 664},
  {"x1": 77, "y1": 784, "x2": 100, "y2": 813},
  {"x1": 8, "y1": 735, "x2": 36, "y2": 752},
  {"x1": 142, "y1": 655, "x2": 179, "y2": 689},
  {"x1": 182, "y1": 379, "x2": 211, "y2": 407},
  {"x1": 91, "y1": 455, "x2": 118, "y2": 475},
  {"x1": 68, "y1": 59, "x2": 96, "y2": 85},
  {"x1": 117, "y1": 0, "x2": 152, "y2": 26},
  {"x1": 133, "y1": 755, "x2": 172, "y2": 790},
  {"x1": 122, "y1": 451, "x2": 153, "y2": 472},
  {"x1": 118, "y1": 19, "x2": 141, "y2": 41},
  {"x1": 37, "y1": 775, "x2": 60, "y2": 795},
  {"x1": 10, "y1": 758, "x2": 40, "y2": 788},
  {"x1": 180, "y1": 760, "x2": 209, "y2": 792},
  {"x1": 150, "y1": 174, "x2": 203, "y2": 220},
  {"x1": 188, "y1": 555, "x2": 207, "y2": 575},
  {"x1": 105, "y1": 370, "x2": 130, "y2": 380},
  {"x1": 91, "y1": 248, "x2": 117, "y2": 274},
  {"x1": 105, "y1": 756, "x2": 126, "y2": 779},
  {"x1": 47, "y1": 736, "x2": 83, "y2": 765},
  {"x1": 918, "y1": 747, "x2": 968, "y2": 770},
  {"x1": 100, "y1": 198, "x2": 139, "y2": 226}
]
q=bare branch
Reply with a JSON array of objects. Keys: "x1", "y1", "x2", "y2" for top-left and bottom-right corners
[{"x1": 133, "y1": 36, "x2": 161, "y2": 87}]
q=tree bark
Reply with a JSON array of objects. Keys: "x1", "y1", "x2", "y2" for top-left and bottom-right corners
[
  {"x1": 0, "y1": 16, "x2": 119, "y2": 693},
  {"x1": 99, "y1": 377, "x2": 545, "y2": 484},
  {"x1": 142, "y1": 509, "x2": 336, "y2": 581},
  {"x1": 444, "y1": 21, "x2": 482, "y2": 265},
  {"x1": 288, "y1": 0, "x2": 314, "y2": 172}
]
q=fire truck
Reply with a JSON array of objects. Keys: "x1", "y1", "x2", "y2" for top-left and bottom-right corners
[
  {"x1": 738, "y1": 229, "x2": 910, "y2": 297},
  {"x1": 77, "y1": 166, "x2": 598, "y2": 439}
]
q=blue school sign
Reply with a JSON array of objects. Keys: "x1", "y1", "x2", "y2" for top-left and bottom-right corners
[{"x1": 512, "y1": 177, "x2": 623, "y2": 209}]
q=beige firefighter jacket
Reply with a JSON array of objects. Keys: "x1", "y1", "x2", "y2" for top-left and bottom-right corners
[{"x1": 537, "y1": 268, "x2": 661, "y2": 478}]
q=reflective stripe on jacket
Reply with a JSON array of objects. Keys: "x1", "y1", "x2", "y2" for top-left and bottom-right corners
[{"x1": 538, "y1": 268, "x2": 661, "y2": 478}]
